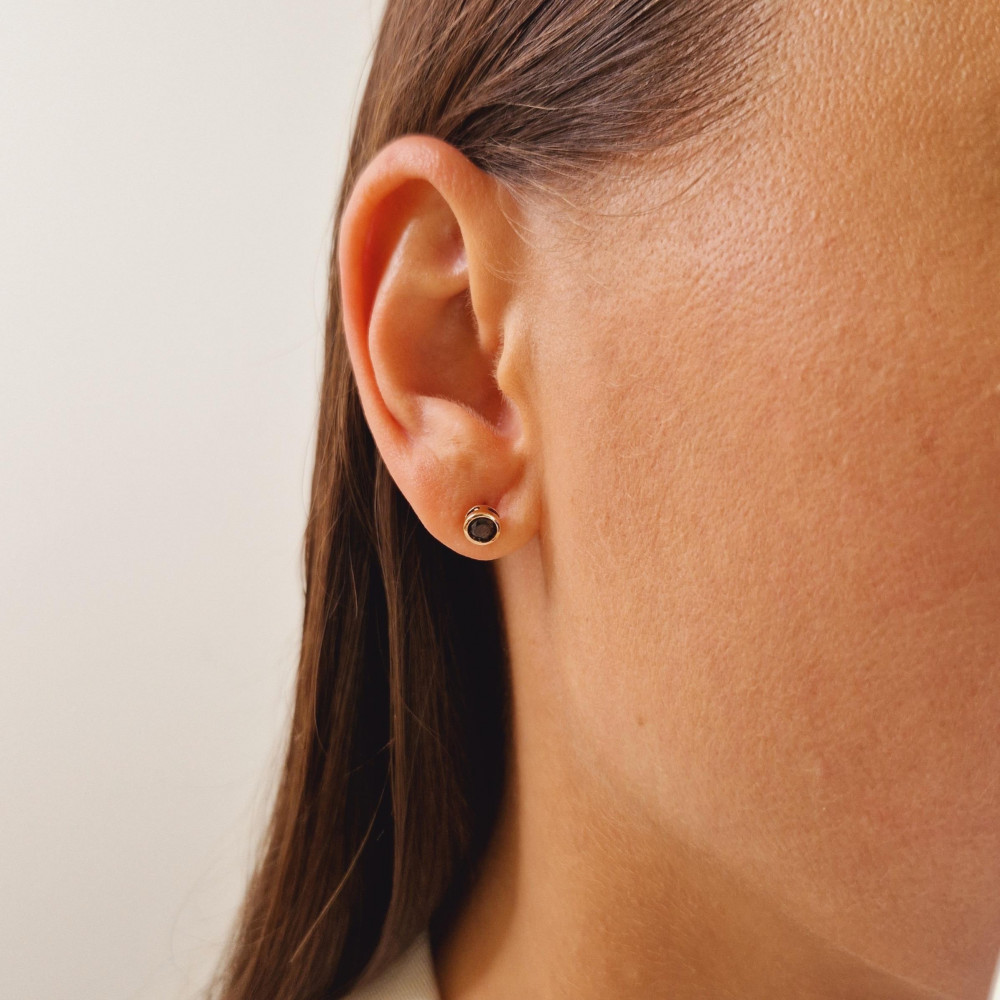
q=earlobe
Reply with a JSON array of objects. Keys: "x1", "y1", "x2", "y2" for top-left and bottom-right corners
[{"x1": 337, "y1": 135, "x2": 537, "y2": 559}]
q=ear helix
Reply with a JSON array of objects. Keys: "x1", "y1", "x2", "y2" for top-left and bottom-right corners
[{"x1": 463, "y1": 505, "x2": 501, "y2": 545}]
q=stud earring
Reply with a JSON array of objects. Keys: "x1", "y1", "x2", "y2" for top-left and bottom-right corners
[{"x1": 463, "y1": 505, "x2": 501, "y2": 545}]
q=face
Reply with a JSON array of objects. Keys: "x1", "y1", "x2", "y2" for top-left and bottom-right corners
[{"x1": 508, "y1": 0, "x2": 999, "y2": 992}]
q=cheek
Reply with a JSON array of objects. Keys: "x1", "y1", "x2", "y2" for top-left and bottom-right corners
[
  {"x1": 524, "y1": 58, "x2": 1000, "y2": 977},
  {"x1": 533, "y1": 247, "x2": 1000, "y2": 989}
]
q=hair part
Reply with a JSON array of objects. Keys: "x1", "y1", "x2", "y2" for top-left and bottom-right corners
[{"x1": 206, "y1": 1, "x2": 777, "y2": 997}]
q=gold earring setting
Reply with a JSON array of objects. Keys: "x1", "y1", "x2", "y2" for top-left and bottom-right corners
[{"x1": 463, "y1": 505, "x2": 500, "y2": 545}]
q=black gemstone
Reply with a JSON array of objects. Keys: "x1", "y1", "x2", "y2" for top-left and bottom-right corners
[{"x1": 468, "y1": 516, "x2": 498, "y2": 542}]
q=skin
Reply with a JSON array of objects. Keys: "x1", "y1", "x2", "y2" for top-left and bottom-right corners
[{"x1": 338, "y1": 2, "x2": 1000, "y2": 997}]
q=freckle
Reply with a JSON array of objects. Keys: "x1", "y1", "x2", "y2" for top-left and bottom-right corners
[{"x1": 636, "y1": 715, "x2": 646, "y2": 727}]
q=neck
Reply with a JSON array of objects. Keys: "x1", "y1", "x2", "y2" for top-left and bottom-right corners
[{"x1": 430, "y1": 546, "x2": 949, "y2": 1000}]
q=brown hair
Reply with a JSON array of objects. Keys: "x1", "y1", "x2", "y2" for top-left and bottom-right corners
[{"x1": 207, "y1": 1, "x2": 776, "y2": 997}]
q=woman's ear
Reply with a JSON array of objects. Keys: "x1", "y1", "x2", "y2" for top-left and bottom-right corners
[{"x1": 338, "y1": 134, "x2": 539, "y2": 559}]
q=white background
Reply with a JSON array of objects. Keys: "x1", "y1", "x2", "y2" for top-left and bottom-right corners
[{"x1": 0, "y1": 2, "x2": 386, "y2": 996}]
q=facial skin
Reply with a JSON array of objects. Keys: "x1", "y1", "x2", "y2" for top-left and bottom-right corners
[{"x1": 338, "y1": 2, "x2": 1000, "y2": 997}]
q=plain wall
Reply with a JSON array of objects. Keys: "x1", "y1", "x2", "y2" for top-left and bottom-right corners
[{"x1": 0, "y1": 2, "x2": 385, "y2": 997}]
